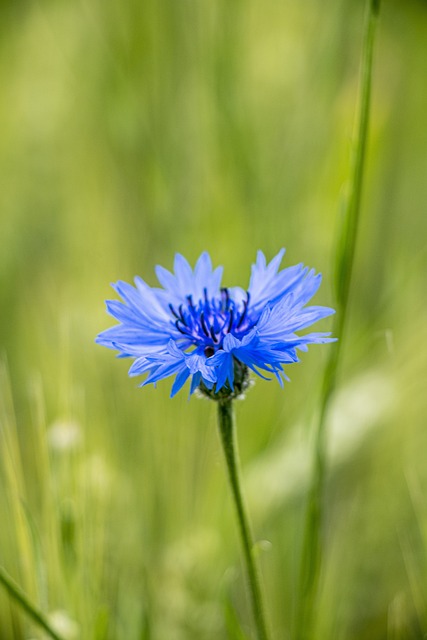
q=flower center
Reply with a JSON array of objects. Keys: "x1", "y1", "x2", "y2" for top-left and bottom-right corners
[{"x1": 169, "y1": 287, "x2": 251, "y2": 354}]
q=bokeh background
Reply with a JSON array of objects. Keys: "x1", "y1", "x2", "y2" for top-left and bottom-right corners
[{"x1": 1, "y1": 0, "x2": 427, "y2": 638}]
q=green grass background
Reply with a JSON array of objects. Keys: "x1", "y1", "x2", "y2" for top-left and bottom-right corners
[{"x1": 1, "y1": 0, "x2": 427, "y2": 638}]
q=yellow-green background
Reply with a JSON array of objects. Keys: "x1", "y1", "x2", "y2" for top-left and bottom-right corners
[{"x1": 1, "y1": 0, "x2": 427, "y2": 638}]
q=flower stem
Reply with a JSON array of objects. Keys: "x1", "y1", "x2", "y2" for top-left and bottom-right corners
[
  {"x1": 217, "y1": 399, "x2": 270, "y2": 640},
  {"x1": 0, "y1": 565, "x2": 65, "y2": 640},
  {"x1": 295, "y1": 0, "x2": 381, "y2": 638}
]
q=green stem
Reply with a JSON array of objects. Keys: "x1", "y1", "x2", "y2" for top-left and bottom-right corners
[
  {"x1": 295, "y1": 1, "x2": 381, "y2": 638},
  {"x1": 0, "y1": 565, "x2": 66, "y2": 640},
  {"x1": 217, "y1": 399, "x2": 270, "y2": 640}
]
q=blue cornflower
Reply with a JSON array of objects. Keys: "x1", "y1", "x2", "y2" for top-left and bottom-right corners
[{"x1": 96, "y1": 250, "x2": 335, "y2": 399}]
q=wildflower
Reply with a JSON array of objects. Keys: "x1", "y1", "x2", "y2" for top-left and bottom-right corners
[{"x1": 96, "y1": 250, "x2": 335, "y2": 398}]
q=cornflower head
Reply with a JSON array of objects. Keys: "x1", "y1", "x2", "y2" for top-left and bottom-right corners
[{"x1": 96, "y1": 250, "x2": 335, "y2": 399}]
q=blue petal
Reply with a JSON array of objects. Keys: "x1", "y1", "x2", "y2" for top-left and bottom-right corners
[
  {"x1": 171, "y1": 368, "x2": 191, "y2": 397},
  {"x1": 190, "y1": 372, "x2": 202, "y2": 395},
  {"x1": 253, "y1": 294, "x2": 335, "y2": 343},
  {"x1": 96, "y1": 324, "x2": 171, "y2": 349},
  {"x1": 214, "y1": 351, "x2": 234, "y2": 392},
  {"x1": 288, "y1": 305, "x2": 335, "y2": 331},
  {"x1": 174, "y1": 254, "x2": 194, "y2": 291},
  {"x1": 113, "y1": 279, "x2": 170, "y2": 323},
  {"x1": 142, "y1": 359, "x2": 186, "y2": 386},
  {"x1": 154, "y1": 252, "x2": 223, "y2": 309},
  {"x1": 247, "y1": 250, "x2": 332, "y2": 319},
  {"x1": 155, "y1": 264, "x2": 177, "y2": 292}
]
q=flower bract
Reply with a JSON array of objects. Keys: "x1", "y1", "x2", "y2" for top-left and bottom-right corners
[{"x1": 96, "y1": 250, "x2": 335, "y2": 398}]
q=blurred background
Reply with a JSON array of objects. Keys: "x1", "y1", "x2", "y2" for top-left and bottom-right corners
[{"x1": 0, "y1": 0, "x2": 427, "y2": 638}]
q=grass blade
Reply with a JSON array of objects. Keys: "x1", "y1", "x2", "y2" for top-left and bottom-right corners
[
  {"x1": 0, "y1": 565, "x2": 66, "y2": 640},
  {"x1": 295, "y1": 1, "x2": 382, "y2": 638}
]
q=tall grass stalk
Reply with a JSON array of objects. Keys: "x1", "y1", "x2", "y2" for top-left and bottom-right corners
[
  {"x1": 295, "y1": 0, "x2": 381, "y2": 637},
  {"x1": 217, "y1": 400, "x2": 270, "y2": 640},
  {"x1": 0, "y1": 566, "x2": 65, "y2": 640}
]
